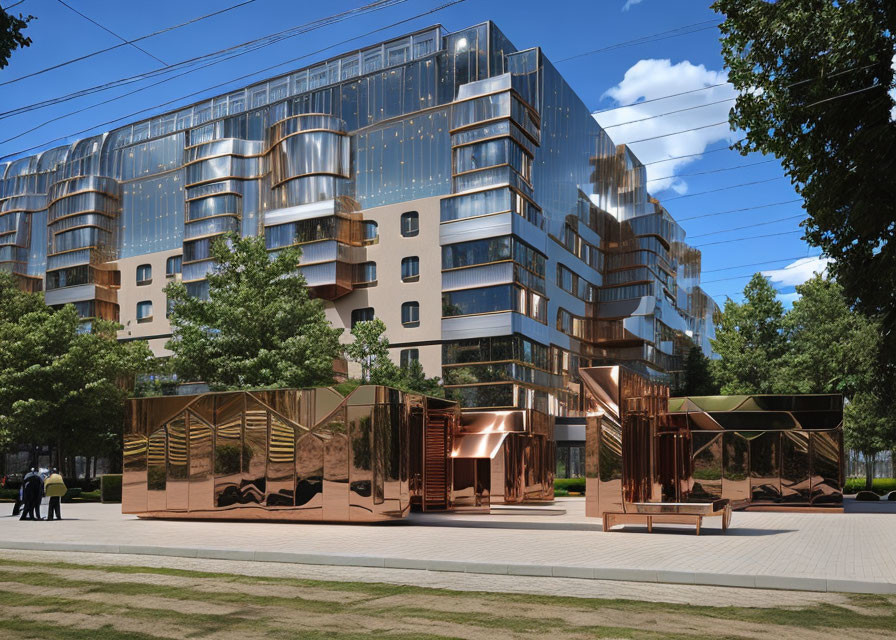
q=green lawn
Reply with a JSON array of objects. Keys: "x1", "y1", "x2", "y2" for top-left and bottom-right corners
[{"x1": 0, "y1": 557, "x2": 893, "y2": 639}]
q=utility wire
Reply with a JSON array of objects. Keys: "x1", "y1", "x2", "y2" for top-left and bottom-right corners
[
  {"x1": 702, "y1": 254, "x2": 823, "y2": 273},
  {"x1": 647, "y1": 159, "x2": 776, "y2": 182},
  {"x1": 701, "y1": 256, "x2": 828, "y2": 284},
  {"x1": 55, "y1": 0, "x2": 167, "y2": 66},
  {"x1": 4, "y1": 1, "x2": 26, "y2": 9},
  {"x1": 688, "y1": 214, "x2": 806, "y2": 239},
  {"x1": 624, "y1": 121, "x2": 729, "y2": 145},
  {"x1": 592, "y1": 62, "x2": 878, "y2": 114},
  {"x1": 0, "y1": 0, "x2": 408, "y2": 113},
  {"x1": 555, "y1": 20, "x2": 721, "y2": 63},
  {"x1": 0, "y1": 0, "x2": 466, "y2": 160},
  {"x1": 676, "y1": 199, "x2": 802, "y2": 222},
  {"x1": 0, "y1": 0, "x2": 259, "y2": 86},
  {"x1": 603, "y1": 97, "x2": 735, "y2": 128},
  {"x1": 695, "y1": 229, "x2": 803, "y2": 248},
  {"x1": 662, "y1": 177, "x2": 787, "y2": 202}
]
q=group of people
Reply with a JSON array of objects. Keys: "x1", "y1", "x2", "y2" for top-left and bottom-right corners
[{"x1": 12, "y1": 468, "x2": 67, "y2": 521}]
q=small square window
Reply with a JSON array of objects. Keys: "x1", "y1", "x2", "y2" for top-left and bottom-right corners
[
  {"x1": 136, "y1": 264, "x2": 152, "y2": 286},
  {"x1": 351, "y1": 307, "x2": 375, "y2": 328},
  {"x1": 401, "y1": 301, "x2": 420, "y2": 327},
  {"x1": 400, "y1": 348, "x2": 419, "y2": 369},
  {"x1": 401, "y1": 256, "x2": 419, "y2": 282},
  {"x1": 166, "y1": 255, "x2": 182, "y2": 277},
  {"x1": 137, "y1": 300, "x2": 153, "y2": 324},
  {"x1": 400, "y1": 211, "x2": 419, "y2": 238}
]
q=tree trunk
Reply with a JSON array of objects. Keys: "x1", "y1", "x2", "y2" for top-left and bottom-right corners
[{"x1": 865, "y1": 452, "x2": 875, "y2": 491}]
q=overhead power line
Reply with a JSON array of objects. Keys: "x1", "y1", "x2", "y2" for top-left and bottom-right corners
[
  {"x1": 0, "y1": 0, "x2": 259, "y2": 86},
  {"x1": 695, "y1": 229, "x2": 803, "y2": 248},
  {"x1": 0, "y1": 0, "x2": 409, "y2": 117},
  {"x1": 0, "y1": 0, "x2": 466, "y2": 160},
  {"x1": 676, "y1": 199, "x2": 802, "y2": 222},
  {"x1": 688, "y1": 214, "x2": 807, "y2": 239},
  {"x1": 55, "y1": 0, "x2": 167, "y2": 66},
  {"x1": 701, "y1": 256, "x2": 828, "y2": 284},
  {"x1": 702, "y1": 254, "x2": 824, "y2": 273},
  {"x1": 555, "y1": 19, "x2": 722, "y2": 63},
  {"x1": 4, "y1": 1, "x2": 27, "y2": 10},
  {"x1": 647, "y1": 159, "x2": 776, "y2": 183},
  {"x1": 602, "y1": 97, "x2": 735, "y2": 129},
  {"x1": 624, "y1": 120, "x2": 730, "y2": 145},
  {"x1": 662, "y1": 177, "x2": 787, "y2": 202}
]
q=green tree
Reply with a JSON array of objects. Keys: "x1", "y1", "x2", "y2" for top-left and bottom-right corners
[
  {"x1": 714, "y1": 0, "x2": 896, "y2": 370},
  {"x1": 345, "y1": 318, "x2": 390, "y2": 383},
  {"x1": 710, "y1": 274, "x2": 787, "y2": 394},
  {"x1": 164, "y1": 233, "x2": 342, "y2": 390},
  {"x1": 0, "y1": 5, "x2": 33, "y2": 69},
  {"x1": 345, "y1": 318, "x2": 444, "y2": 395},
  {"x1": 844, "y1": 392, "x2": 896, "y2": 490},
  {"x1": 776, "y1": 274, "x2": 879, "y2": 395},
  {"x1": 673, "y1": 346, "x2": 719, "y2": 397},
  {"x1": 0, "y1": 273, "x2": 152, "y2": 470}
]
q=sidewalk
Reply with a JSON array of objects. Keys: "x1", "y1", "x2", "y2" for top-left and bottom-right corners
[{"x1": 1, "y1": 498, "x2": 893, "y2": 594}]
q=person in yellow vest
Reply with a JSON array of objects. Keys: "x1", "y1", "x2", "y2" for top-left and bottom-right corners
[{"x1": 44, "y1": 469, "x2": 66, "y2": 521}]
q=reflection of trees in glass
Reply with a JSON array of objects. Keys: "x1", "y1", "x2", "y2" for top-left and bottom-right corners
[
  {"x1": 214, "y1": 444, "x2": 251, "y2": 475},
  {"x1": 147, "y1": 466, "x2": 166, "y2": 490},
  {"x1": 352, "y1": 415, "x2": 371, "y2": 471}
]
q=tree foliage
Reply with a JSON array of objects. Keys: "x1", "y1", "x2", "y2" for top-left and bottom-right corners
[
  {"x1": 0, "y1": 272, "x2": 152, "y2": 467},
  {"x1": 714, "y1": 0, "x2": 896, "y2": 367},
  {"x1": 711, "y1": 274, "x2": 787, "y2": 394},
  {"x1": 164, "y1": 233, "x2": 343, "y2": 390},
  {"x1": 345, "y1": 318, "x2": 390, "y2": 383},
  {"x1": 776, "y1": 275, "x2": 879, "y2": 396},
  {"x1": 711, "y1": 270, "x2": 894, "y2": 488},
  {"x1": 0, "y1": 6, "x2": 33, "y2": 69},
  {"x1": 673, "y1": 346, "x2": 719, "y2": 397},
  {"x1": 345, "y1": 318, "x2": 443, "y2": 396}
]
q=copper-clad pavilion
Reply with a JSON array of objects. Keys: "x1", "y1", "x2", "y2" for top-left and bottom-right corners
[
  {"x1": 123, "y1": 385, "x2": 553, "y2": 521},
  {"x1": 581, "y1": 365, "x2": 844, "y2": 521}
]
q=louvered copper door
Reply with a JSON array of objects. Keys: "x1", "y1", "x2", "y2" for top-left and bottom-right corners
[{"x1": 422, "y1": 414, "x2": 450, "y2": 511}]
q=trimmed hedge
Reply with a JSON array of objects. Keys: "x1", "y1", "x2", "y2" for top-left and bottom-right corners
[
  {"x1": 554, "y1": 478, "x2": 585, "y2": 494},
  {"x1": 101, "y1": 474, "x2": 122, "y2": 503},
  {"x1": 844, "y1": 478, "x2": 896, "y2": 496},
  {"x1": 855, "y1": 490, "x2": 880, "y2": 501}
]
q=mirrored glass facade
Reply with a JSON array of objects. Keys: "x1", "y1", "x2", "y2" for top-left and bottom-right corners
[{"x1": 1, "y1": 21, "x2": 717, "y2": 417}]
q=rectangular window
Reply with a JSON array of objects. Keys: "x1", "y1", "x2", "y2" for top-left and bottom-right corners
[
  {"x1": 400, "y1": 348, "x2": 419, "y2": 368},
  {"x1": 442, "y1": 285, "x2": 516, "y2": 317},
  {"x1": 401, "y1": 256, "x2": 419, "y2": 282},
  {"x1": 401, "y1": 301, "x2": 420, "y2": 327},
  {"x1": 166, "y1": 255, "x2": 182, "y2": 276},
  {"x1": 136, "y1": 264, "x2": 152, "y2": 286},
  {"x1": 137, "y1": 301, "x2": 153, "y2": 323},
  {"x1": 351, "y1": 307, "x2": 374, "y2": 328}
]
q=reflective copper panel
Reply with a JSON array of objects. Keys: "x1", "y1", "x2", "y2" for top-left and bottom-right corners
[
  {"x1": 124, "y1": 386, "x2": 554, "y2": 521},
  {"x1": 582, "y1": 365, "x2": 844, "y2": 520}
]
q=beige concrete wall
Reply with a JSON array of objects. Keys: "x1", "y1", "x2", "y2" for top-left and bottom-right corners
[
  {"x1": 113, "y1": 248, "x2": 182, "y2": 357},
  {"x1": 326, "y1": 195, "x2": 443, "y2": 378}
]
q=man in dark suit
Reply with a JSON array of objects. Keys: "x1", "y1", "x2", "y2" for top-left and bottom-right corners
[{"x1": 19, "y1": 469, "x2": 43, "y2": 521}]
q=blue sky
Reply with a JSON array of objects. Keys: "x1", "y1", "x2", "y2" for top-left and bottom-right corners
[{"x1": 0, "y1": 0, "x2": 827, "y2": 308}]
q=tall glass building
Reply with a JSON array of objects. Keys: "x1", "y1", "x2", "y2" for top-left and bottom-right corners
[{"x1": 0, "y1": 22, "x2": 717, "y2": 416}]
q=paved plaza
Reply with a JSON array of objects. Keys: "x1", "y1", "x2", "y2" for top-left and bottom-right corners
[{"x1": 1, "y1": 497, "x2": 894, "y2": 594}]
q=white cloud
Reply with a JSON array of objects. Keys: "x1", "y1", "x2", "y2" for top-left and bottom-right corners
[
  {"x1": 593, "y1": 59, "x2": 739, "y2": 195},
  {"x1": 761, "y1": 256, "x2": 832, "y2": 288},
  {"x1": 622, "y1": 0, "x2": 644, "y2": 10}
]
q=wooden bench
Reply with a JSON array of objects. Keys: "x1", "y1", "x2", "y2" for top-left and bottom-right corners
[{"x1": 602, "y1": 501, "x2": 731, "y2": 535}]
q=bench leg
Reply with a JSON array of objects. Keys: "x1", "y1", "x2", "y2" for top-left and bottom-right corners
[
  {"x1": 695, "y1": 517, "x2": 701, "y2": 536},
  {"x1": 647, "y1": 516, "x2": 652, "y2": 533}
]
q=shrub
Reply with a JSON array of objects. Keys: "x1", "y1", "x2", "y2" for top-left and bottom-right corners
[
  {"x1": 855, "y1": 490, "x2": 880, "y2": 501},
  {"x1": 554, "y1": 478, "x2": 585, "y2": 494},
  {"x1": 885, "y1": 491, "x2": 896, "y2": 501},
  {"x1": 844, "y1": 478, "x2": 896, "y2": 496},
  {"x1": 101, "y1": 474, "x2": 123, "y2": 503},
  {"x1": 62, "y1": 488, "x2": 82, "y2": 503}
]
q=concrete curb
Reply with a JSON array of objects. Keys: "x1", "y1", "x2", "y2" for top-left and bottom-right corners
[{"x1": 1, "y1": 540, "x2": 893, "y2": 594}]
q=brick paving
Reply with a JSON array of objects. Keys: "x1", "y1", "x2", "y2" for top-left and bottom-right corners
[{"x1": 1, "y1": 497, "x2": 893, "y2": 593}]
